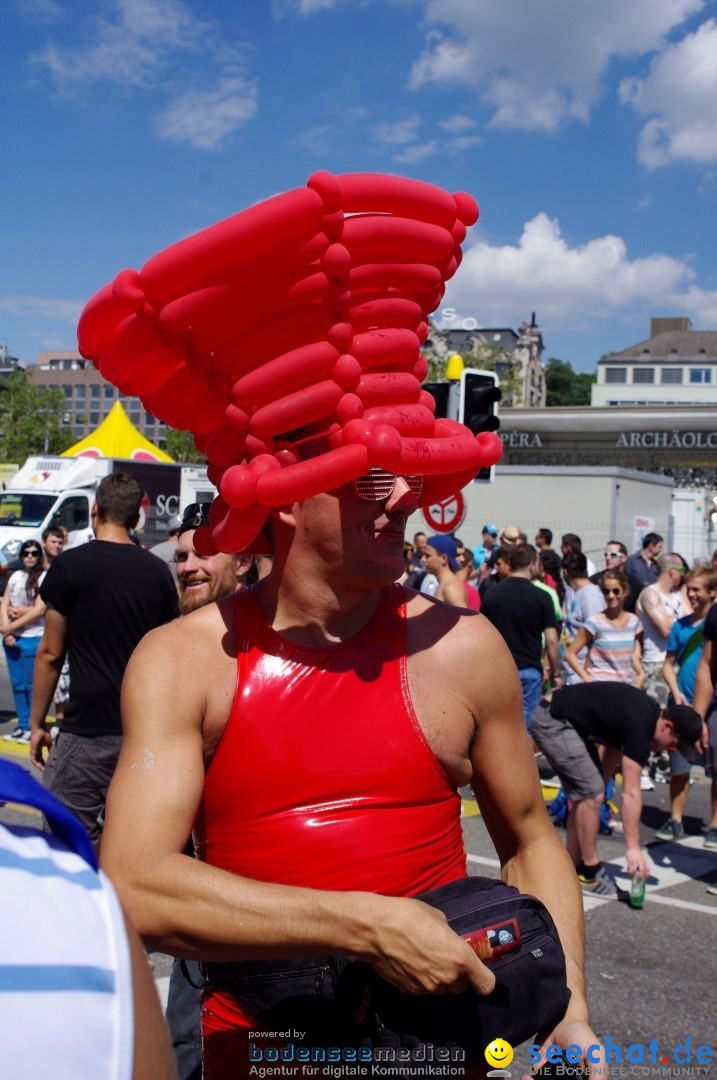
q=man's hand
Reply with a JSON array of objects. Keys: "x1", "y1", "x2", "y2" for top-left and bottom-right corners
[
  {"x1": 626, "y1": 847, "x2": 649, "y2": 880},
  {"x1": 524, "y1": 1017, "x2": 608, "y2": 1080},
  {"x1": 30, "y1": 728, "x2": 52, "y2": 772},
  {"x1": 370, "y1": 896, "x2": 496, "y2": 997}
]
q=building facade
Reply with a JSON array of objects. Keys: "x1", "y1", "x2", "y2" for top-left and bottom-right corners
[
  {"x1": 27, "y1": 351, "x2": 167, "y2": 444},
  {"x1": 592, "y1": 318, "x2": 717, "y2": 407},
  {"x1": 424, "y1": 314, "x2": 546, "y2": 408}
]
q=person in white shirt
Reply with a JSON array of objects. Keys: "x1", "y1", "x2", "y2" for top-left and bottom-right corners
[
  {"x1": 1, "y1": 540, "x2": 47, "y2": 742},
  {"x1": 635, "y1": 553, "x2": 689, "y2": 707}
]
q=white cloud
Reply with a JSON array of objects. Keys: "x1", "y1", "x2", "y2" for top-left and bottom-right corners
[
  {"x1": 156, "y1": 75, "x2": 258, "y2": 150},
  {"x1": 33, "y1": 0, "x2": 198, "y2": 89},
  {"x1": 32, "y1": 0, "x2": 256, "y2": 149},
  {"x1": 394, "y1": 139, "x2": 441, "y2": 163},
  {"x1": 619, "y1": 18, "x2": 717, "y2": 168},
  {"x1": 443, "y1": 212, "x2": 717, "y2": 331},
  {"x1": 409, "y1": 0, "x2": 703, "y2": 132},
  {"x1": 271, "y1": 0, "x2": 340, "y2": 12},
  {"x1": 13, "y1": 0, "x2": 64, "y2": 23},
  {"x1": 438, "y1": 113, "x2": 476, "y2": 133},
  {"x1": 446, "y1": 134, "x2": 482, "y2": 151},
  {"x1": 0, "y1": 296, "x2": 82, "y2": 322},
  {"x1": 293, "y1": 123, "x2": 334, "y2": 155},
  {"x1": 374, "y1": 116, "x2": 422, "y2": 146}
]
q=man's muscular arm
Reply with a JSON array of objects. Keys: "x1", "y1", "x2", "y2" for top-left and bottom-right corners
[
  {"x1": 463, "y1": 617, "x2": 605, "y2": 1074},
  {"x1": 100, "y1": 607, "x2": 494, "y2": 998}
]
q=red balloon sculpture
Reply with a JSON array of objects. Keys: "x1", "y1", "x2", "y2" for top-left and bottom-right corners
[{"x1": 77, "y1": 171, "x2": 502, "y2": 553}]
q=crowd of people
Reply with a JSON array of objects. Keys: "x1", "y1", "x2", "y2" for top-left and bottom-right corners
[
  {"x1": 2, "y1": 487, "x2": 717, "y2": 1077},
  {"x1": 402, "y1": 525, "x2": 716, "y2": 888}
]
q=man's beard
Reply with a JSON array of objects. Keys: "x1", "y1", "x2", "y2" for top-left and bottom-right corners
[{"x1": 178, "y1": 572, "x2": 237, "y2": 615}]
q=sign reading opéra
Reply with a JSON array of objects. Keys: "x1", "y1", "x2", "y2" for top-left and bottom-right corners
[{"x1": 501, "y1": 432, "x2": 542, "y2": 448}]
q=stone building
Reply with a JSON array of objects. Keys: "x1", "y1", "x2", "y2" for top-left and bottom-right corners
[
  {"x1": 423, "y1": 314, "x2": 546, "y2": 407},
  {"x1": 592, "y1": 317, "x2": 717, "y2": 407}
]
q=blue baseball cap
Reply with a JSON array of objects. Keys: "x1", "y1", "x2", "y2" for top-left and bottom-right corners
[
  {"x1": 427, "y1": 534, "x2": 460, "y2": 570},
  {"x1": 482, "y1": 524, "x2": 498, "y2": 536}
]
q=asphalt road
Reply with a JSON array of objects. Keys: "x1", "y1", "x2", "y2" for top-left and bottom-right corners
[{"x1": 1, "y1": 648, "x2": 715, "y2": 1077}]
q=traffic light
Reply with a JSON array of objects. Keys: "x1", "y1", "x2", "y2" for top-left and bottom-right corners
[
  {"x1": 421, "y1": 382, "x2": 450, "y2": 419},
  {"x1": 459, "y1": 368, "x2": 502, "y2": 482}
]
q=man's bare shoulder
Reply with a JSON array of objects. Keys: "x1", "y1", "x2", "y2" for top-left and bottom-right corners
[
  {"x1": 404, "y1": 587, "x2": 509, "y2": 666},
  {"x1": 128, "y1": 595, "x2": 235, "y2": 679}
]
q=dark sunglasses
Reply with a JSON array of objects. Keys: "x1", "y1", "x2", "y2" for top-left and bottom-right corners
[
  {"x1": 21, "y1": 549, "x2": 42, "y2": 558},
  {"x1": 179, "y1": 503, "x2": 213, "y2": 533},
  {"x1": 601, "y1": 586, "x2": 623, "y2": 596},
  {"x1": 352, "y1": 468, "x2": 424, "y2": 502}
]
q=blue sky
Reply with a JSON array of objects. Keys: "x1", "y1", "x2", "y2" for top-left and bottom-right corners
[{"x1": 2, "y1": 0, "x2": 716, "y2": 374}]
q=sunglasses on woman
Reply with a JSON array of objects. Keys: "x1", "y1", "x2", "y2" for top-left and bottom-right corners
[
  {"x1": 601, "y1": 587, "x2": 622, "y2": 596},
  {"x1": 21, "y1": 550, "x2": 42, "y2": 559},
  {"x1": 352, "y1": 468, "x2": 424, "y2": 502}
]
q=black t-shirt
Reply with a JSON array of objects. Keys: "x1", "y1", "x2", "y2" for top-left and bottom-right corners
[
  {"x1": 41, "y1": 540, "x2": 179, "y2": 737},
  {"x1": 704, "y1": 603, "x2": 717, "y2": 643},
  {"x1": 480, "y1": 577, "x2": 557, "y2": 671},
  {"x1": 550, "y1": 683, "x2": 659, "y2": 766}
]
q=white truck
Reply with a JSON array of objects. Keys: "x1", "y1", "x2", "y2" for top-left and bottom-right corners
[{"x1": 0, "y1": 455, "x2": 214, "y2": 564}]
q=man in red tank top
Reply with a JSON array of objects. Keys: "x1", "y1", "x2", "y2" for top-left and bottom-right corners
[
  {"x1": 91, "y1": 172, "x2": 603, "y2": 1080},
  {"x1": 101, "y1": 472, "x2": 603, "y2": 1077}
]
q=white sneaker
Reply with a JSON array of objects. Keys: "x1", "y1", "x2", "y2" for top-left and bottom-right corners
[
  {"x1": 640, "y1": 773, "x2": 654, "y2": 791},
  {"x1": 2, "y1": 727, "x2": 30, "y2": 743}
]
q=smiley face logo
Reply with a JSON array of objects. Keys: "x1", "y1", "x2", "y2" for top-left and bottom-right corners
[{"x1": 485, "y1": 1039, "x2": 514, "y2": 1069}]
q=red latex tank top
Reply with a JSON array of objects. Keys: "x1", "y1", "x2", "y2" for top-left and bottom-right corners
[{"x1": 195, "y1": 582, "x2": 466, "y2": 896}]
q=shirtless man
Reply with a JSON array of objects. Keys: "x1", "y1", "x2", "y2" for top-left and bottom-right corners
[{"x1": 101, "y1": 474, "x2": 603, "y2": 1074}]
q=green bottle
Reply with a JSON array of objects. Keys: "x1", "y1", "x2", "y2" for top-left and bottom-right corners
[{"x1": 630, "y1": 874, "x2": 645, "y2": 908}]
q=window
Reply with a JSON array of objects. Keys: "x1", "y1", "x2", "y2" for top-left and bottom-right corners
[
  {"x1": 632, "y1": 368, "x2": 654, "y2": 384},
  {"x1": 90, "y1": 411, "x2": 100, "y2": 426},
  {"x1": 690, "y1": 368, "x2": 712, "y2": 384},
  {"x1": 662, "y1": 368, "x2": 682, "y2": 385},
  {"x1": 75, "y1": 385, "x2": 86, "y2": 401},
  {"x1": 62, "y1": 384, "x2": 73, "y2": 399},
  {"x1": 55, "y1": 496, "x2": 90, "y2": 532},
  {"x1": 90, "y1": 385, "x2": 101, "y2": 400},
  {"x1": 605, "y1": 367, "x2": 627, "y2": 384},
  {"x1": 103, "y1": 385, "x2": 115, "y2": 401}
]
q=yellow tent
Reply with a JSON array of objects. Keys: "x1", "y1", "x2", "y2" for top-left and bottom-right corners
[{"x1": 61, "y1": 401, "x2": 175, "y2": 463}]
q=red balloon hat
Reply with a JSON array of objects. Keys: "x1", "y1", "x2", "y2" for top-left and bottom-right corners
[{"x1": 77, "y1": 171, "x2": 503, "y2": 553}]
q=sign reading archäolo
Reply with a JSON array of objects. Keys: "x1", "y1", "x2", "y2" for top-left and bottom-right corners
[{"x1": 616, "y1": 431, "x2": 717, "y2": 449}]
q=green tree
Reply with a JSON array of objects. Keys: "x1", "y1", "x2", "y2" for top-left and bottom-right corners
[
  {"x1": 0, "y1": 370, "x2": 73, "y2": 461},
  {"x1": 161, "y1": 426, "x2": 206, "y2": 463},
  {"x1": 421, "y1": 342, "x2": 521, "y2": 401},
  {"x1": 545, "y1": 358, "x2": 596, "y2": 406}
]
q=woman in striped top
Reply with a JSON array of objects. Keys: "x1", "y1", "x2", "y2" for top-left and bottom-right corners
[{"x1": 565, "y1": 570, "x2": 645, "y2": 686}]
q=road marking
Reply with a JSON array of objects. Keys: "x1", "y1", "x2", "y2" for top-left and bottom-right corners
[
  {"x1": 462, "y1": 784, "x2": 559, "y2": 819},
  {"x1": 466, "y1": 854, "x2": 500, "y2": 868},
  {"x1": 467, "y1": 846, "x2": 717, "y2": 916},
  {"x1": 2, "y1": 801, "x2": 41, "y2": 818},
  {"x1": 155, "y1": 975, "x2": 170, "y2": 1012}
]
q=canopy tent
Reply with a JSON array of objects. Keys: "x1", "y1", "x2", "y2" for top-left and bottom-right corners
[{"x1": 61, "y1": 401, "x2": 175, "y2": 462}]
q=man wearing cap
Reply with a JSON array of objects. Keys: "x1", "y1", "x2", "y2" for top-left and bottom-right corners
[
  {"x1": 85, "y1": 173, "x2": 603, "y2": 1075},
  {"x1": 421, "y1": 534, "x2": 480, "y2": 610},
  {"x1": 166, "y1": 503, "x2": 256, "y2": 1080},
  {"x1": 532, "y1": 684, "x2": 702, "y2": 894},
  {"x1": 151, "y1": 512, "x2": 184, "y2": 585},
  {"x1": 473, "y1": 523, "x2": 499, "y2": 570}
]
